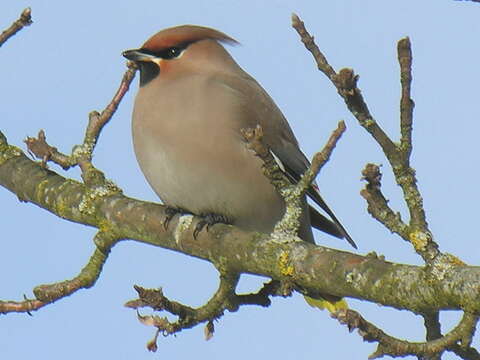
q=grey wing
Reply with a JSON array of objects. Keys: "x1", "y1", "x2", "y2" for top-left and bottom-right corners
[
  {"x1": 268, "y1": 137, "x2": 357, "y2": 249},
  {"x1": 219, "y1": 74, "x2": 356, "y2": 248},
  {"x1": 248, "y1": 80, "x2": 357, "y2": 248}
]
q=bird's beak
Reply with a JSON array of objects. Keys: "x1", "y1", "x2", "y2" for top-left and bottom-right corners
[{"x1": 122, "y1": 49, "x2": 156, "y2": 62}]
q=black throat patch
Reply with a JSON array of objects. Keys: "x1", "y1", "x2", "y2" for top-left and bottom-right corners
[{"x1": 138, "y1": 61, "x2": 160, "y2": 87}]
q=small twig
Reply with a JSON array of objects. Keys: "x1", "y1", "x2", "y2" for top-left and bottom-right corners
[
  {"x1": 291, "y1": 14, "x2": 397, "y2": 159},
  {"x1": 241, "y1": 121, "x2": 346, "y2": 240},
  {"x1": 291, "y1": 14, "x2": 442, "y2": 263},
  {"x1": 0, "y1": 232, "x2": 119, "y2": 313},
  {"x1": 333, "y1": 309, "x2": 479, "y2": 359},
  {"x1": 0, "y1": 8, "x2": 32, "y2": 47},
  {"x1": 397, "y1": 37, "x2": 414, "y2": 159},
  {"x1": 360, "y1": 163, "x2": 410, "y2": 239},
  {"x1": 82, "y1": 62, "x2": 138, "y2": 154},
  {"x1": 125, "y1": 276, "x2": 289, "y2": 351},
  {"x1": 241, "y1": 125, "x2": 292, "y2": 191},
  {"x1": 0, "y1": 131, "x2": 7, "y2": 146},
  {"x1": 24, "y1": 130, "x2": 70, "y2": 169},
  {"x1": 128, "y1": 286, "x2": 197, "y2": 320},
  {"x1": 299, "y1": 120, "x2": 346, "y2": 192},
  {"x1": 241, "y1": 125, "x2": 301, "y2": 238},
  {"x1": 235, "y1": 280, "x2": 281, "y2": 307},
  {"x1": 276, "y1": 121, "x2": 346, "y2": 239},
  {"x1": 126, "y1": 273, "x2": 240, "y2": 351},
  {"x1": 33, "y1": 231, "x2": 118, "y2": 301},
  {"x1": 0, "y1": 297, "x2": 44, "y2": 314},
  {"x1": 25, "y1": 64, "x2": 137, "y2": 173}
]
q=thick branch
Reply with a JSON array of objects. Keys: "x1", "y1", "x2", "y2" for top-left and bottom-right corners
[{"x1": 1, "y1": 142, "x2": 479, "y2": 314}]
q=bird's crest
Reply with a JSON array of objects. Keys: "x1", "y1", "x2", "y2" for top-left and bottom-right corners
[{"x1": 142, "y1": 25, "x2": 239, "y2": 51}]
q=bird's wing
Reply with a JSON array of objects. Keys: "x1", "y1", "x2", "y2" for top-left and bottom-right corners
[
  {"x1": 268, "y1": 133, "x2": 357, "y2": 249},
  {"x1": 218, "y1": 73, "x2": 357, "y2": 248}
]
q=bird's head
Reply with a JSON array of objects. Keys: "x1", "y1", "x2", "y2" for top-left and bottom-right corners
[{"x1": 123, "y1": 25, "x2": 239, "y2": 86}]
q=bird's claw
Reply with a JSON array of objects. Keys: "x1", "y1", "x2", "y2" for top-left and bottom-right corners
[
  {"x1": 193, "y1": 213, "x2": 230, "y2": 239},
  {"x1": 163, "y1": 206, "x2": 190, "y2": 230}
]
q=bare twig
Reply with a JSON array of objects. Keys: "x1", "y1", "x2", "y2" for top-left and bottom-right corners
[
  {"x1": 82, "y1": 62, "x2": 138, "y2": 157},
  {"x1": 291, "y1": 14, "x2": 440, "y2": 263},
  {"x1": 241, "y1": 125, "x2": 292, "y2": 191},
  {"x1": 333, "y1": 309, "x2": 479, "y2": 359},
  {"x1": 398, "y1": 37, "x2": 414, "y2": 159},
  {"x1": 0, "y1": 231, "x2": 120, "y2": 313},
  {"x1": 291, "y1": 14, "x2": 397, "y2": 159},
  {"x1": 125, "y1": 276, "x2": 291, "y2": 351},
  {"x1": 126, "y1": 273, "x2": 240, "y2": 346},
  {"x1": 360, "y1": 163, "x2": 409, "y2": 239},
  {"x1": 25, "y1": 130, "x2": 70, "y2": 169},
  {"x1": 299, "y1": 121, "x2": 346, "y2": 194},
  {"x1": 241, "y1": 121, "x2": 346, "y2": 240},
  {"x1": 0, "y1": 297, "x2": 44, "y2": 314},
  {"x1": 0, "y1": 8, "x2": 32, "y2": 47},
  {"x1": 241, "y1": 125, "x2": 301, "y2": 238},
  {"x1": 25, "y1": 64, "x2": 137, "y2": 173}
]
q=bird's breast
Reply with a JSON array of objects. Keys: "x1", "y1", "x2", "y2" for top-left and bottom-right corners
[{"x1": 131, "y1": 75, "x2": 285, "y2": 231}]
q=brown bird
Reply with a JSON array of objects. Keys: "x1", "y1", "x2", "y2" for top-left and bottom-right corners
[{"x1": 123, "y1": 25, "x2": 356, "y2": 249}]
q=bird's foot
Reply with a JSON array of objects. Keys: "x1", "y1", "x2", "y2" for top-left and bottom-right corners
[
  {"x1": 163, "y1": 206, "x2": 191, "y2": 230},
  {"x1": 193, "y1": 213, "x2": 230, "y2": 239}
]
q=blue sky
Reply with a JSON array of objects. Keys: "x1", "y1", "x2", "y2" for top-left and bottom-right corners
[{"x1": 1, "y1": 1, "x2": 479, "y2": 359}]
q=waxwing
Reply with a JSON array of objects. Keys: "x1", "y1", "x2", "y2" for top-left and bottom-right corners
[{"x1": 123, "y1": 25, "x2": 356, "y2": 248}]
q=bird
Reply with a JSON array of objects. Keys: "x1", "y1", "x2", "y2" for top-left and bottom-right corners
[{"x1": 123, "y1": 25, "x2": 356, "y2": 249}]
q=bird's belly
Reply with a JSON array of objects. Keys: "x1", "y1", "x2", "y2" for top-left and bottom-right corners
[{"x1": 133, "y1": 125, "x2": 285, "y2": 233}]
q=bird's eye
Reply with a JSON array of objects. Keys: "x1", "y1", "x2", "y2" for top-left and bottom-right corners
[{"x1": 163, "y1": 47, "x2": 182, "y2": 59}]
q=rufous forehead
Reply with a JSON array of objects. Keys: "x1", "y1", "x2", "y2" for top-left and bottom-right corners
[{"x1": 141, "y1": 25, "x2": 238, "y2": 51}]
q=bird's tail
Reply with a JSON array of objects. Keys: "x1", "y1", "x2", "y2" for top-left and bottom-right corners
[{"x1": 303, "y1": 295, "x2": 348, "y2": 313}]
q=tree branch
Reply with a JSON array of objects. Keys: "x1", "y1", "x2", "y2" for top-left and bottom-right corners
[
  {"x1": 25, "y1": 63, "x2": 137, "y2": 173},
  {"x1": 1, "y1": 141, "x2": 479, "y2": 314},
  {"x1": 0, "y1": 231, "x2": 119, "y2": 313},
  {"x1": 2, "y1": 9, "x2": 480, "y2": 358},
  {"x1": 0, "y1": 8, "x2": 32, "y2": 47},
  {"x1": 397, "y1": 37, "x2": 414, "y2": 159},
  {"x1": 125, "y1": 277, "x2": 289, "y2": 351},
  {"x1": 291, "y1": 13, "x2": 441, "y2": 264},
  {"x1": 333, "y1": 309, "x2": 479, "y2": 359},
  {"x1": 241, "y1": 121, "x2": 346, "y2": 242},
  {"x1": 360, "y1": 163, "x2": 410, "y2": 239}
]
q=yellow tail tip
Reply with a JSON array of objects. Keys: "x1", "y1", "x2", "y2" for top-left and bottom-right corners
[{"x1": 304, "y1": 295, "x2": 348, "y2": 313}]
